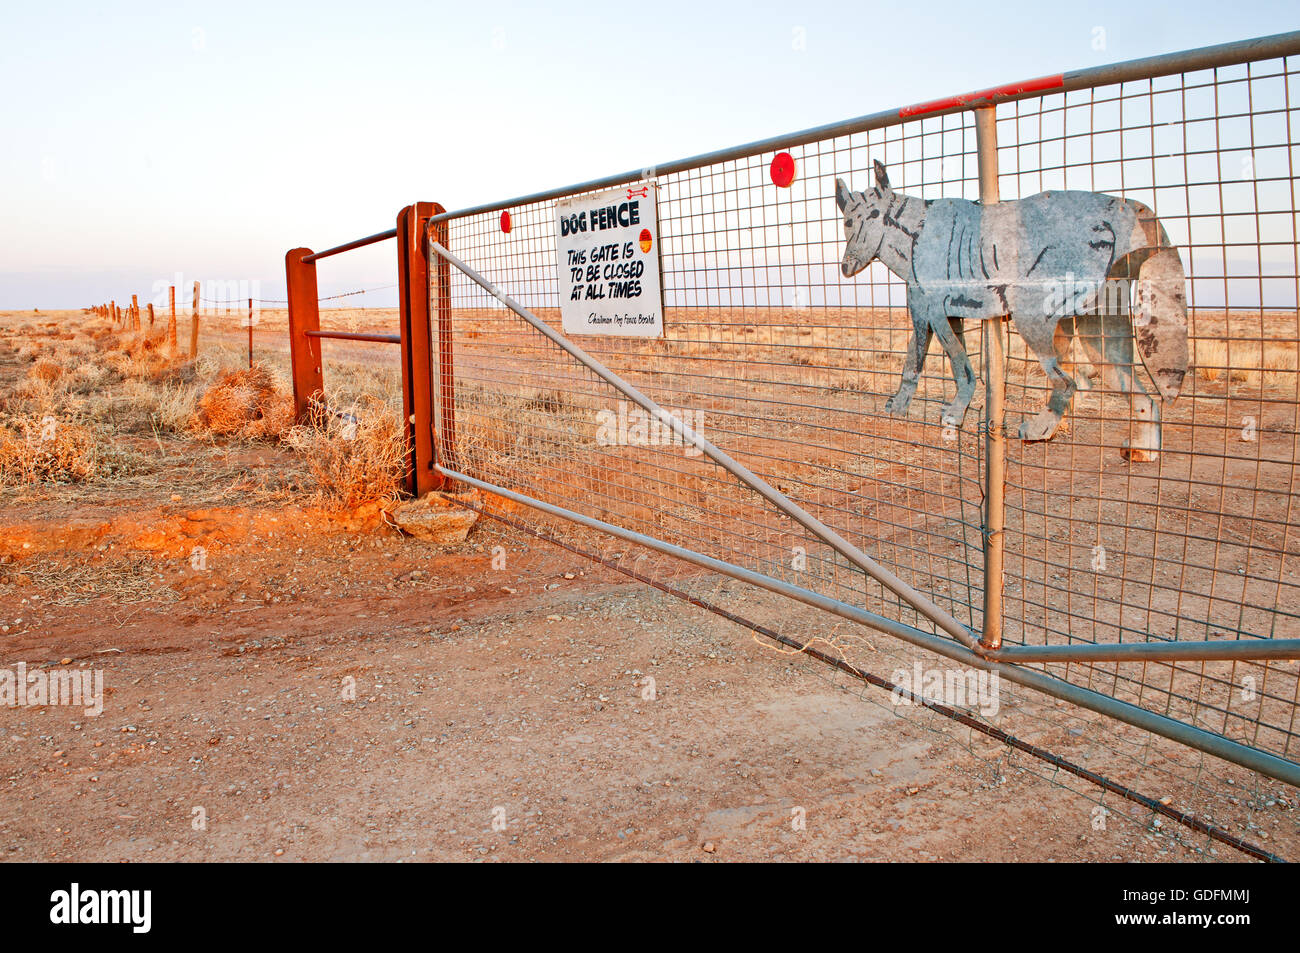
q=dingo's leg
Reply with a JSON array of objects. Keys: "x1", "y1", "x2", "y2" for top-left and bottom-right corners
[
  {"x1": 1075, "y1": 304, "x2": 1161, "y2": 462},
  {"x1": 1016, "y1": 316, "x2": 1076, "y2": 442},
  {"x1": 886, "y1": 303, "x2": 934, "y2": 417},
  {"x1": 932, "y1": 315, "x2": 976, "y2": 429}
]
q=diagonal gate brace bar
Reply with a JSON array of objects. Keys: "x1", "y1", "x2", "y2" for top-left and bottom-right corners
[
  {"x1": 428, "y1": 243, "x2": 1300, "y2": 668},
  {"x1": 428, "y1": 240, "x2": 979, "y2": 650}
]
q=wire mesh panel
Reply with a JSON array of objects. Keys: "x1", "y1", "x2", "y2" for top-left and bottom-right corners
[
  {"x1": 436, "y1": 119, "x2": 993, "y2": 642},
  {"x1": 995, "y1": 57, "x2": 1300, "y2": 768},
  {"x1": 427, "y1": 37, "x2": 1300, "y2": 857}
]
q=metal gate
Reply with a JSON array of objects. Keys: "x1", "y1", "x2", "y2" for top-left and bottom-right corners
[{"x1": 293, "y1": 31, "x2": 1300, "y2": 858}]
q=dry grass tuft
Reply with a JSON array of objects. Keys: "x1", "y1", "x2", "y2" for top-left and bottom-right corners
[
  {"x1": 190, "y1": 363, "x2": 294, "y2": 441},
  {"x1": 0, "y1": 414, "x2": 98, "y2": 485},
  {"x1": 1193, "y1": 336, "x2": 1300, "y2": 389},
  {"x1": 284, "y1": 394, "x2": 407, "y2": 508},
  {"x1": 9, "y1": 552, "x2": 179, "y2": 606},
  {"x1": 29, "y1": 359, "x2": 64, "y2": 384},
  {"x1": 102, "y1": 331, "x2": 188, "y2": 384},
  {"x1": 154, "y1": 382, "x2": 203, "y2": 433}
]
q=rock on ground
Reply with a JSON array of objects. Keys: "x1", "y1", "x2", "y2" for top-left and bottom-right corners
[{"x1": 389, "y1": 488, "x2": 480, "y2": 544}]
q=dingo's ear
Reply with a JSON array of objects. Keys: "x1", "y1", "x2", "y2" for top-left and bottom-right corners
[
  {"x1": 835, "y1": 177, "x2": 851, "y2": 211},
  {"x1": 873, "y1": 159, "x2": 891, "y2": 191}
]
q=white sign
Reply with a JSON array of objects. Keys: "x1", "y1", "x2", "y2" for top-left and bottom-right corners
[{"x1": 556, "y1": 184, "x2": 664, "y2": 337}]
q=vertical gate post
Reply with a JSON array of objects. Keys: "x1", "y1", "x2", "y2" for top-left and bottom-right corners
[
  {"x1": 396, "y1": 202, "x2": 444, "y2": 496},
  {"x1": 975, "y1": 104, "x2": 1006, "y2": 652},
  {"x1": 285, "y1": 248, "x2": 323, "y2": 423}
]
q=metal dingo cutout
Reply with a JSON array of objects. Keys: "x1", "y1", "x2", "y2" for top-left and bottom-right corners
[{"x1": 836, "y1": 161, "x2": 1188, "y2": 460}]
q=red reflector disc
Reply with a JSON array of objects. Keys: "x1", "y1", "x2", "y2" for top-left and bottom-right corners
[{"x1": 770, "y1": 152, "x2": 796, "y2": 187}]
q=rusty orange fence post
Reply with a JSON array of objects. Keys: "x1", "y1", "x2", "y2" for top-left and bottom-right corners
[
  {"x1": 110, "y1": 300, "x2": 116, "y2": 325},
  {"x1": 148, "y1": 303, "x2": 155, "y2": 327},
  {"x1": 167, "y1": 285, "x2": 177, "y2": 348},
  {"x1": 190, "y1": 281, "x2": 200, "y2": 358},
  {"x1": 396, "y1": 202, "x2": 443, "y2": 496},
  {"x1": 285, "y1": 248, "x2": 323, "y2": 423},
  {"x1": 131, "y1": 294, "x2": 139, "y2": 330}
]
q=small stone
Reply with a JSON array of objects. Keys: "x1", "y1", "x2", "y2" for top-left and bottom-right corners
[
  {"x1": 60, "y1": 658, "x2": 72, "y2": 665},
  {"x1": 274, "y1": 848, "x2": 284, "y2": 856},
  {"x1": 701, "y1": 842, "x2": 716, "y2": 853}
]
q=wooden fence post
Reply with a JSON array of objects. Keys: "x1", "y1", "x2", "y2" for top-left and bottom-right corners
[
  {"x1": 131, "y1": 294, "x2": 140, "y2": 331},
  {"x1": 167, "y1": 285, "x2": 177, "y2": 348},
  {"x1": 190, "y1": 281, "x2": 200, "y2": 359},
  {"x1": 148, "y1": 303, "x2": 155, "y2": 328}
]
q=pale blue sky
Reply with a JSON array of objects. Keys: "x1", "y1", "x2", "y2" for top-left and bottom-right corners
[{"x1": 1, "y1": 0, "x2": 1296, "y2": 307}]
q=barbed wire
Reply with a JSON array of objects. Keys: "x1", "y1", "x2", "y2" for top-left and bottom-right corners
[
  {"x1": 317, "y1": 284, "x2": 397, "y2": 303},
  {"x1": 198, "y1": 297, "x2": 285, "y2": 306},
  {"x1": 103, "y1": 282, "x2": 399, "y2": 314}
]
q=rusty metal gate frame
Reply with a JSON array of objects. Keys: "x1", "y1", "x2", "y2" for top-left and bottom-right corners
[{"x1": 285, "y1": 203, "x2": 451, "y2": 497}]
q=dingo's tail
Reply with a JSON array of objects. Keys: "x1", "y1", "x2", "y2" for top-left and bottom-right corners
[{"x1": 1134, "y1": 247, "x2": 1188, "y2": 402}]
